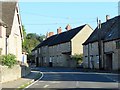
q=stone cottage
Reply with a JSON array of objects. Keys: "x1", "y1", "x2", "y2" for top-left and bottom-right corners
[
  {"x1": 33, "y1": 24, "x2": 93, "y2": 68},
  {"x1": 83, "y1": 15, "x2": 120, "y2": 70}
]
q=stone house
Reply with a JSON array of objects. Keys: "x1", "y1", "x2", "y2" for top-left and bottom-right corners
[
  {"x1": 33, "y1": 24, "x2": 93, "y2": 67},
  {"x1": 83, "y1": 15, "x2": 120, "y2": 70},
  {"x1": 0, "y1": 2, "x2": 23, "y2": 62}
]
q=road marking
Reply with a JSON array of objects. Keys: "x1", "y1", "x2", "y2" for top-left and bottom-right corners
[
  {"x1": 50, "y1": 81, "x2": 61, "y2": 84},
  {"x1": 103, "y1": 75, "x2": 118, "y2": 82},
  {"x1": 23, "y1": 71, "x2": 44, "y2": 90},
  {"x1": 43, "y1": 85, "x2": 49, "y2": 88},
  {"x1": 76, "y1": 81, "x2": 79, "y2": 88}
]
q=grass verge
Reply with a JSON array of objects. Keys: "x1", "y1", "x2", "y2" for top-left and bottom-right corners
[{"x1": 16, "y1": 72, "x2": 42, "y2": 90}]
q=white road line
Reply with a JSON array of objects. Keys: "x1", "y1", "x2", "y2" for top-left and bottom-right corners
[
  {"x1": 23, "y1": 71, "x2": 44, "y2": 90},
  {"x1": 76, "y1": 81, "x2": 79, "y2": 88},
  {"x1": 104, "y1": 75, "x2": 118, "y2": 82},
  {"x1": 50, "y1": 81, "x2": 61, "y2": 84},
  {"x1": 43, "y1": 85, "x2": 49, "y2": 88}
]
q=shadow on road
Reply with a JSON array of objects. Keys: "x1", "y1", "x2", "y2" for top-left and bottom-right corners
[
  {"x1": 22, "y1": 88, "x2": 119, "y2": 90},
  {"x1": 37, "y1": 67, "x2": 119, "y2": 83}
]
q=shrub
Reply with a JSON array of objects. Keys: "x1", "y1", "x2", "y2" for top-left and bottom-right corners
[
  {"x1": 0, "y1": 54, "x2": 17, "y2": 68},
  {"x1": 71, "y1": 54, "x2": 83, "y2": 64}
]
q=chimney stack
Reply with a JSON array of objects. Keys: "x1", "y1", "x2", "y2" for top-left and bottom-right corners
[
  {"x1": 106, "y1": 15, "x2": 110, "y2": 21},
  {"x1": 65, "y1": 24, "x2": 71, "y2": 31},
  {"x1": 57, "y1": 27, "x2": 62, "y2": 34},
  {"x1": 99, "y1": 20, "x2": 101, "y2": 29},
  {"x1": 48, "y1": 32, "x2": 54, "y2": 37}
]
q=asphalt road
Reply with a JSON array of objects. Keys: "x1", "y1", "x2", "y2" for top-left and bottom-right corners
[{"x1": 25, "y1": 67, "x2": 119, "y2": 90}]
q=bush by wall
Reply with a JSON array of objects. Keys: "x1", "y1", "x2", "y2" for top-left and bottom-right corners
[{"x1": 0, "y1": 54, "x2": 17, "y2": 68}]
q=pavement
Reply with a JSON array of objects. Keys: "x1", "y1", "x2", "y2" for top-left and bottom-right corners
[{"x1": 1, "y1": 70, "x2": 40, "y2": 89}]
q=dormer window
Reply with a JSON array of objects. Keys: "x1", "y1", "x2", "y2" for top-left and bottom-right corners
[{"x1": 109, "y1": 34, "x2": 112, "y2": 37}]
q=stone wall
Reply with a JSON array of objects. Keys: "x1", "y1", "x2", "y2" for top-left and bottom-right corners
[
  {"x1": 0, "y1": 65, "x2": 30, "y2": 83},
  {"x1": 104, "y1": 40, "x2": 119, "y2": 70}
]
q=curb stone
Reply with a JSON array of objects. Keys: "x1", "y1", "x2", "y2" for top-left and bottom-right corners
[
  {"x1": 17, "y1": 71, "x2": 43, "y2": 90},
  {"x1": 16, "y1": 72, "x2": 42, "y2": 90},
  {"x1": 23, "y1": 71, "x2": 44, "y2": 90}
]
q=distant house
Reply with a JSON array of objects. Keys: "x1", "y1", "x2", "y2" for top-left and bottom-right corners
[
  {"x1": 33, "y1": 24, "x2": 93, "y2": 67},
  {"x1": 83, "y1": 15, "x2": 120, "y2": 70},
  {"x1": 0, "y1": 2, "x2": 23, "y2": 62}
]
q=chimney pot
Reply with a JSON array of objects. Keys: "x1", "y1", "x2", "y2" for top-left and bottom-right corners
[
  {"x1": 57, "y1": 27, "x2": 62, "y2": 34},
  {"x1": 106, "y1": 15, "x2": 110, "y2": 21},
  {"x1": 48, "y1": 32, "x2": 54, "y2": 37},
  {"x1": 65, "y1": 24, "x2": 71, "y2": 31}
]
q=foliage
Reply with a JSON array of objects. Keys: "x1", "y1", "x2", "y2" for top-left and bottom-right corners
[
  {"x1": 0, "y1": 54, "x2": 17, "y2": 68},
  {"x1": 0, "y1": 48, "x2": 2, "y2": 55},
  {"x1": 71, "y1": 54, "x2": 83, "y2": 64},
  {"x1": 22, "y1": 25, "x2": 45, "y2": 54}
]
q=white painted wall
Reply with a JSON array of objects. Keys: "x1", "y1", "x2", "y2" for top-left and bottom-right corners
[{"x1": 8, "y1": 6, "x2": 22, "y2": 62}]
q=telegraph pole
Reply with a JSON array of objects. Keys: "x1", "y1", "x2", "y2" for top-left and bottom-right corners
[{"x1": 98, "y1": 18, "x2": 102, "y2": 70}]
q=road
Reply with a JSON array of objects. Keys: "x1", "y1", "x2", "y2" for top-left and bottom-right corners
[{"x1": 25, "y1": 67, "x2": 119, "y2": 90}]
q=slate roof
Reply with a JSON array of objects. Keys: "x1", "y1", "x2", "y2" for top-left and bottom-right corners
[
  {"x1": 38, "y1": 34, "x2": 58, "y2": 47},
  {"x1": 83, "y1": 15, "x2": 120, "y2": 45},
  {"x1": 32, "y1": 24, "x2": 86, "y2": 51},
  {"x1": 0, "y1": 19, "x2": 6, "y2": 27},
  {"x1": 48, "y1": 24, "x2": 86, "y2": 46},
  {"x1": 0, "y1": 2, "x2": 17, "y2": 36},
  {"x1": 32, "y1": 34, "x2": 58, "y2": 51}
]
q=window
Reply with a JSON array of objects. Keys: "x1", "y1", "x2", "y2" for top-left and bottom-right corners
[
  {"x1": 49, "y1": 56, "x2": 52, "y2": 62},
  {"x1": 96, "y1": 55, "x2": 99, "y2": 64},
  {"x1": 39, "y1": 48, "x2": 41, "y2": 54},
  {"x1": 90, "y1": 43, "x2": 93, "y2": 49}
]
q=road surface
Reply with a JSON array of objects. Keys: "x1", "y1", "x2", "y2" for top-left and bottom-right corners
[{"x1": 25, "y1": 67, "x2": 119, "y2": 90}]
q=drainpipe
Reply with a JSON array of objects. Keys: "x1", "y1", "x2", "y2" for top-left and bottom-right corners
[
  {"x1": 98, "y1": 20, "x2": 102, "y2": 70},
  {"x1": 5, "y1": 37, "x2": 8, "y2": 55},
  {"x1": 103, "y1": 41, "x2": 105, "y2": 69},
  {"x1": 88, "y1": 44, "x2": 90, "y2": 68}
]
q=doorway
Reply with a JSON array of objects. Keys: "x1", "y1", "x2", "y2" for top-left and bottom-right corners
[
  {"x1": 105, "y1": 53, "x2": 112, "y2": 70},
  {"x1": 36, "y1": 57, "x2": 39, "y2": 67}
]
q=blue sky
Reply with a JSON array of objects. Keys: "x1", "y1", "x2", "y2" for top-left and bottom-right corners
[{"x1": 19, "y1": 2, "x2": 118, "y2": 35}]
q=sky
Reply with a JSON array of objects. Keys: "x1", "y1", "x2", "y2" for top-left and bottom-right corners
[{"x1": 19, "y1": 2, "x2": 118, "y2": 35}]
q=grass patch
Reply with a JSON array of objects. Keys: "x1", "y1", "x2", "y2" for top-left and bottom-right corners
[
  {"x1": 16, "y1": 72, "x2": 42, "y2": 90},
  {"x1": 16, "y1": 82, "x2": 32, "y2": 90}
]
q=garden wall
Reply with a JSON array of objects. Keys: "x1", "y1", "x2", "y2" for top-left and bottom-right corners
[{"x1": 0, "y1": 65, "x2": 31, "y2": 83}]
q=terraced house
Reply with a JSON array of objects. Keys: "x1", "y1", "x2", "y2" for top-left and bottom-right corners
[
  {"x1": 83, "y1": 15, "x2": 120, "y2": 70},
  {"x1": 0, "y1": 2, "x2": 23, "y2": 62},
  {"x1": 32, "y1": 24, "x2": 93, "y2": 67}
]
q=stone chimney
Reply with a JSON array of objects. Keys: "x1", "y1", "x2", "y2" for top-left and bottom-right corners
[
  {"x1": 65, "y1": 24, "x2": 71, "y2": 31},
  {"x1": 57, "y1": 27, "x2": 62, "y2": 34},
  {"x1": 106, "y1": 15, "x2": 110, "y2": 21},
  {"x1": 48, "y1": 32, "x2": 54, "y2": 37}
]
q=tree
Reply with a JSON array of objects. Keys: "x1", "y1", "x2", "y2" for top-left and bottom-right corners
[
  {"x1": 22, "y1": 25, "x2": 45, "y2": 54},
  {"x1": 71, "y1": 54, "x2": 83, "y2": 65}
]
